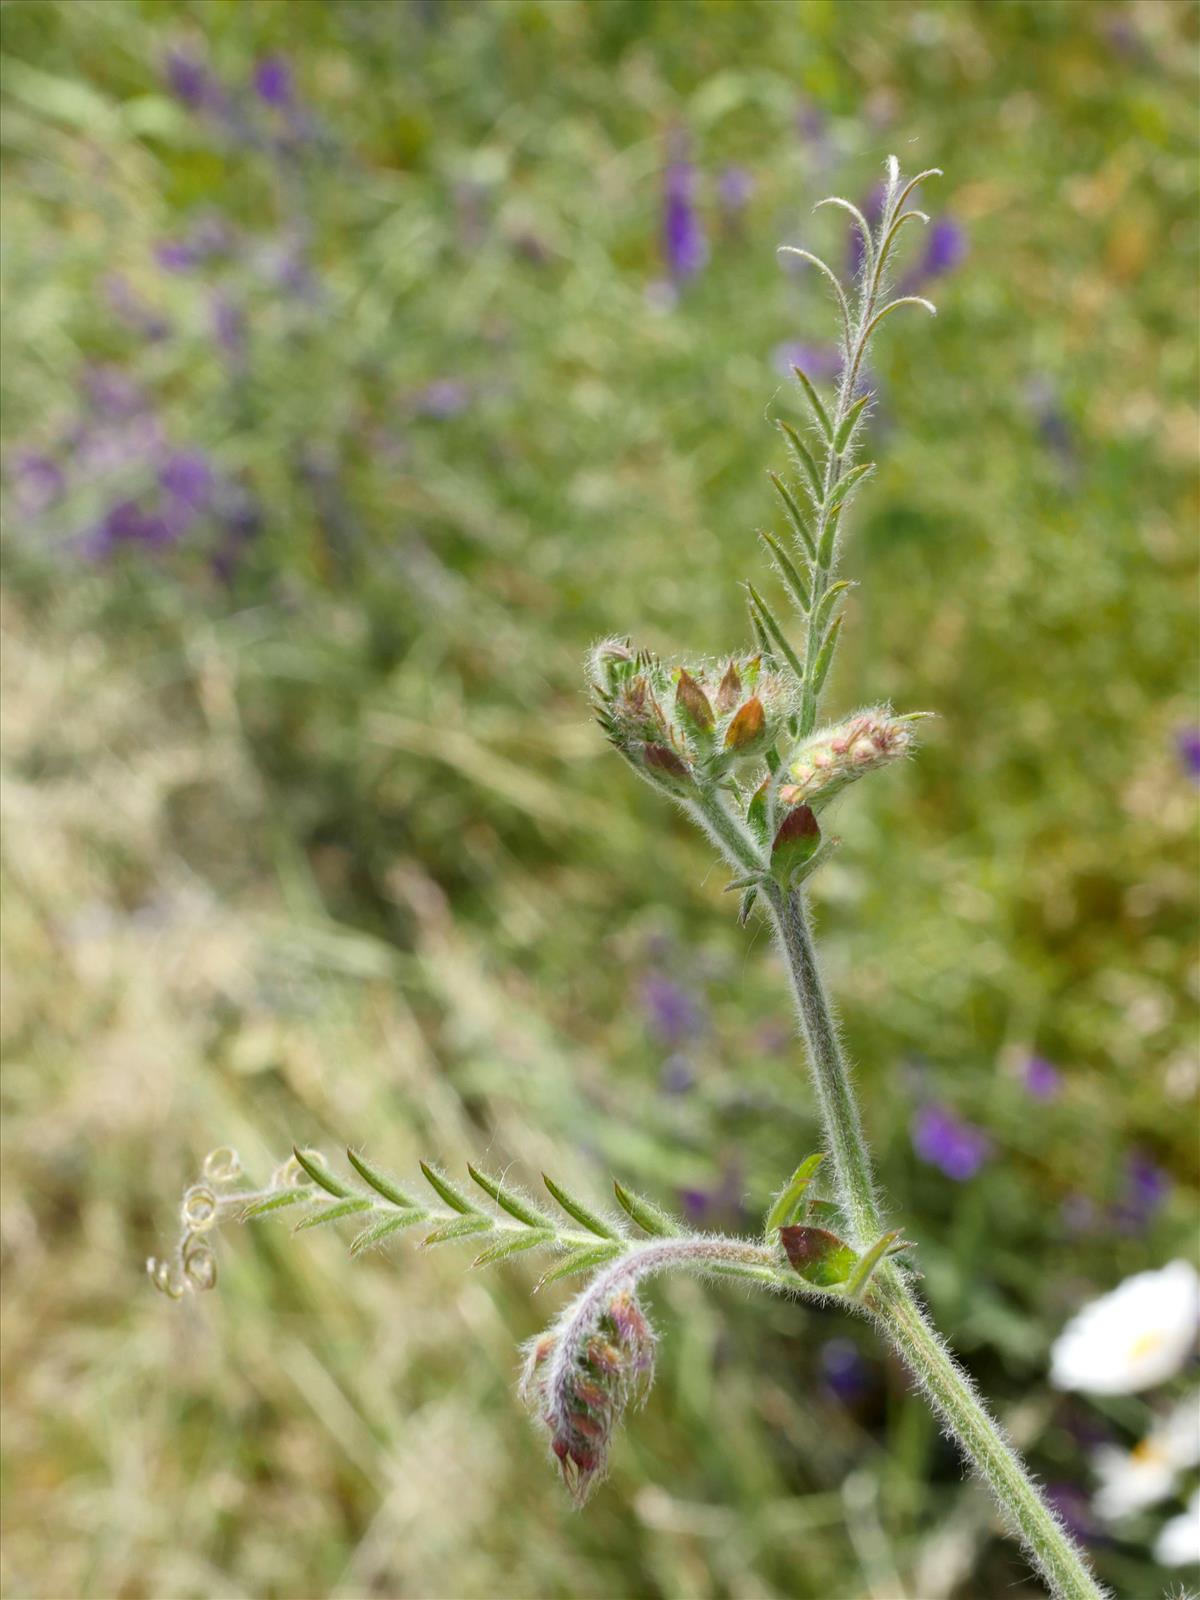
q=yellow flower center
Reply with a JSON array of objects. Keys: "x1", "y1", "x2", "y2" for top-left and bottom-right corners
[{"x1": 1127, "y1": 1329, "x2": 1166, "y2": 1364}]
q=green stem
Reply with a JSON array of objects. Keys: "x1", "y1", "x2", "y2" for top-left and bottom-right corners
[
  {"x1": 766, "y1": 881, "x2": 1108, "y2": 1600},
  {"x1": 874, "y1": 1279, "x2": 1109, "y2": 1600},
  {"x1": 765, "y1": 884, "x2": 881, "y2": 1247},
  {"x1": 688, "y1": 787, "x2": 765, "y2": 878}
]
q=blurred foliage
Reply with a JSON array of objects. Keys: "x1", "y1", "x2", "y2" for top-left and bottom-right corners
[{"x1": 1, "y1": 2, "x2": 1197, "y2": 1597}]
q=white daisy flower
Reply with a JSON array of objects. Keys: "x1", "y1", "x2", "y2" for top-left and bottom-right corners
[
  {"x1": 1155, "y1": 1486, "x2": 1200, "y2": 1567},
  {"x1": 1050, "y1": 1260, "x2": 1200, "y2": 1395},
  {"x1": 1093, "y1": 1390, "x2": 1200, "y2": 1519}
]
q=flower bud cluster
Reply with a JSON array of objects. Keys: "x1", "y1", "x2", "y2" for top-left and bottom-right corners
[
  {"x1": 521, "y1": 1279, "x2": 656, "y2": 1505},
  {"x1": 780, "y1": 707, "x2": 922, "y2": 812},
  {"x1": 590, "y1": 638, "x2": 795, "y2": 793}
]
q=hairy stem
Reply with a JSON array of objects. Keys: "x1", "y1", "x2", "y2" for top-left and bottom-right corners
[
  {"x1": 768, "y1": 887, "x2": 1107, "y2": 1599},
  {"x1": 798, "y1": 203, "x2": 886, "y2": 738},
  {"x1": 873, "y1": 1279, "x2": 1109, "y2": 1600},
  {"x1": 765, "y1": 884, "x2": 881, "y2": 1246},
  {"x1": 686, "y1": 786, "x2": 764, "y2": 877}
]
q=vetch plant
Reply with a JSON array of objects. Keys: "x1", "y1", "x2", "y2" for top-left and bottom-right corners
[{"x1": 149, "y1": 158, "x2": 1111, "y2": 1600}]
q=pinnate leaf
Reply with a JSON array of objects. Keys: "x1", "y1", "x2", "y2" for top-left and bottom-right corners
[{"x1": 613, "y1": 1181, "x2": 681, "y2": 1237}]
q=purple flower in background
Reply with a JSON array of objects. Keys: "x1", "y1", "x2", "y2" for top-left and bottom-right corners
[
  {"x1": 772, "y1": 340, "x2": 842, "y2": 382},
  {"x1": 155, "y1": 241, "x2": 194, "y2": 273},
  {"x1": 89, "y1": 499, "x2": 174, "y2": 556},
  {"x1": 718, "y1": 165, "x2": 755, "y2": 220},
  {"x1": 159, "y1": 449, "x2": 214, "y2": 511},
  {"x1": 1023, "y1": 1054, "x2": 1063, "y2": 1100},
  {"x1": 662, "y1": 137, "x2": 708, "y2": 283},
  {"x1": 1176, "y1": 727, "x2": 1200, "y2": 781},
  {"x1": 820, "y1": 1338, "x2": 872, "y2": 1402},
  {"x1": 754, "y1": 1018, "x2": 791, "y2": 1056},
  {"x1": 923, "y1": 216, "x2": 967, "y2": 276},
  {"x1": 1026, "y1": 376, "x2": 1074, "y2": 469},
  {"x1": 794, "y1": 96, "x2": 832, "y2": 173},
  {"x1": 795, "y1": 95, "x2": 825, "y2": 144},
  {"x1": 414, "y1": 379, "x2": 471, "y2": 420},
  {"x1": 679, "y1": 1159, "x2": 744, "y2": 1228},
  {"x1": 899, "y1": 216, "x2": 968, "y2": 294},
  {"x1": 83, "y1": 365, "x2": 145, "y2": 420},
  {"x1": 213, "y1": 493, "x2": 263, "y2": 583},
  {"x1": 105, "y1": 275, "x2": 170, "y2": 340},
  {"x1": 1113, "y1": 1151, "x2": 1169, "y2": 1233},
  {"x1": 1061, "y1": 1192, "x2": 1098, "y2": 1236},
  {"x1": 164, "y1": 48, "x2": 215, "y2": 110},
  {"x1": 1101, "y1": 14, "x2": 1143, "y2": 58},
  {"x1": 641, "y1": 973, "x2": 705, "y2": 1046},
  {"x1": 911, "y1": 1103, "x2": 993, "y2": 1181},
  {"x1": 659, "y1": 1054, "x2": 695, "y2": 1095},
  {"x1": 10, "y1": 453, "x2": 65, "y2": 515},
  {"x1": 253, "y1": 54, "x2": 293, "y2": 108},
  {"x1": 210, "y1": 291, "x2": 246, "y2": 360},
  {"x1": 1044, "y1": 1483, "x2": 1098, "y2": 1545}
]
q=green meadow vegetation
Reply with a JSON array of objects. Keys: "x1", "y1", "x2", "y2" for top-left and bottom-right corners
[{"x1": 1, "y1": 3, "x2": 1196, "y2": 1596}]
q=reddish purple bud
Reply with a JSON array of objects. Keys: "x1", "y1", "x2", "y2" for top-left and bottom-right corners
[
  {"x1": 771, "y1": 804, "x2": 820, "y2": 881},
  {"x1": 715, "y1": 660, "x2": 743, "y2": 715},
  {"x1": 674, "y1": 668, "x2": 715, "y2": 734},
  {"x1": 522, "y1": 1281, "x2": 657, "y2": 1505},
  {"x1": 643, "y1": 743, "x2": 692, "y2": 787}
]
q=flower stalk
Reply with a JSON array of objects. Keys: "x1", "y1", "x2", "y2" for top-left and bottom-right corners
[{"x1": 150, "y1": 153, "x2": 1111, "y2": 1600}]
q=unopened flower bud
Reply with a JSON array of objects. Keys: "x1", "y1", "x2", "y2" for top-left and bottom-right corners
[
  {"x1": 724, "y1": 695, "x2": 767, "y2": 753},
  {"x1": 771, "y1": 803, "x2": 820, "y2": 882},
  {"x1": 642, "y1": 743, "x2": 695, "y2": 791},
  {"x1": 521, "y1": 1280, "x2": 657, "y2": 1505},
  {"x1": 715, "y1": 660, "x2": 743, "y2": 715},
  {"x1": 589, "y1": 637, "x2": 635, "y2": 693},
  {"x1": 591, "y1": 644, "x2": 795, "y2": 782},
  {"x1": 780, "y1": 708, "x2": 922, "y2": 811},
  {"x1": 674, "y1": 669, "x2": 715, "y2": 736}
]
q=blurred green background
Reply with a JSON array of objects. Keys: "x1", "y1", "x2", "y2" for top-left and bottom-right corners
[{"x1": 1, "y1": 2, "x2": 1197, "y2": 1597}]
